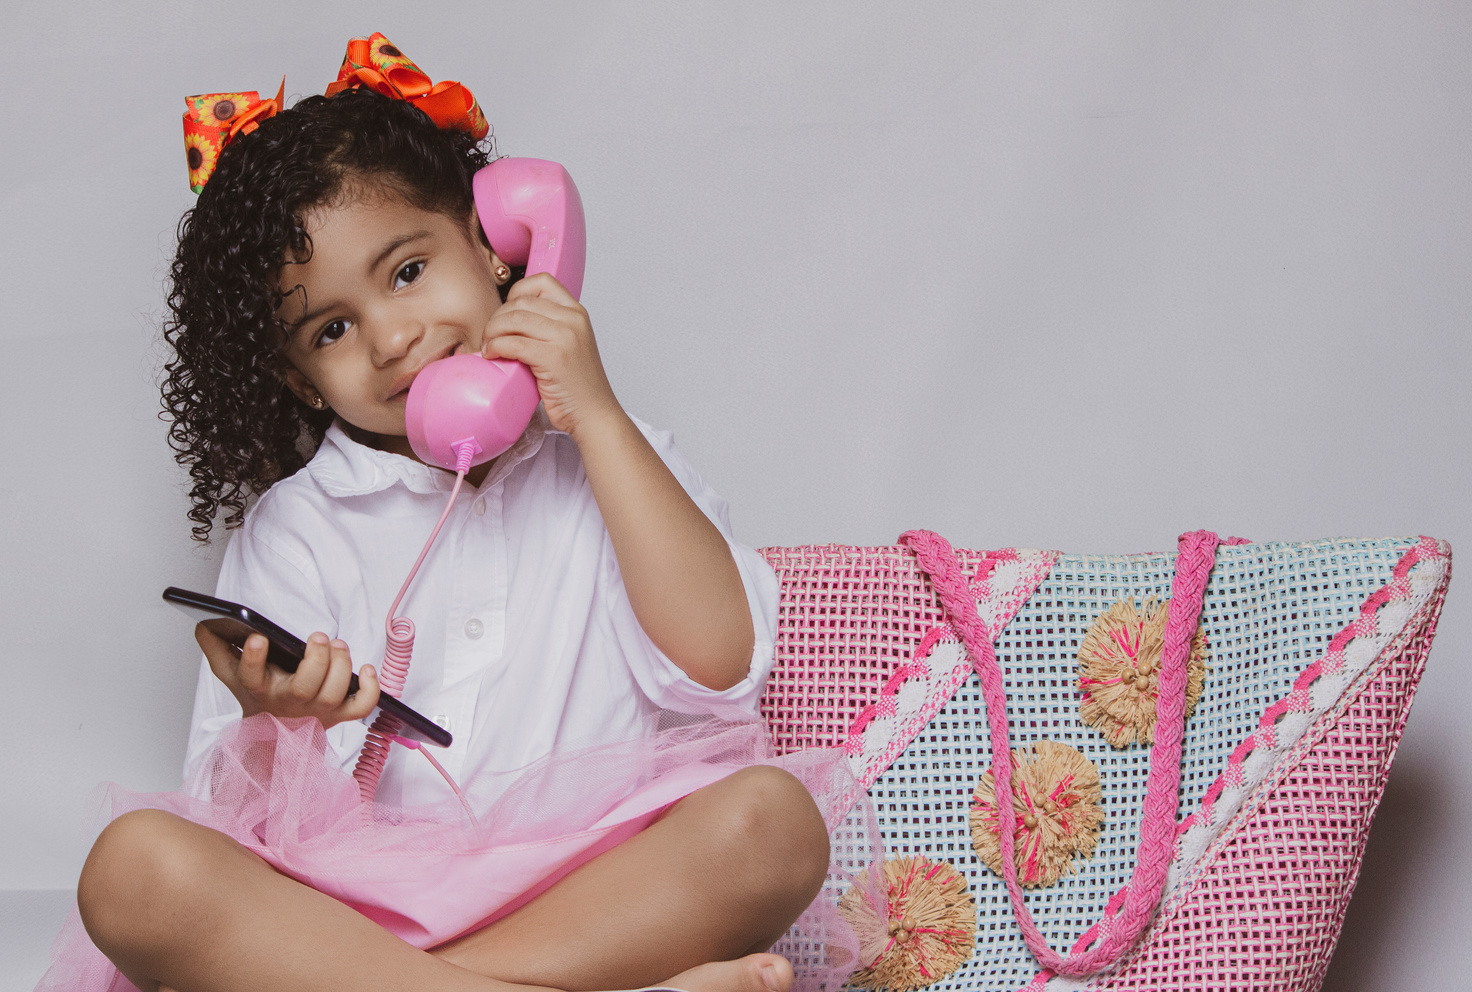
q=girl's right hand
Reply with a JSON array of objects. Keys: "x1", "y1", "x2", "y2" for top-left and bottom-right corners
[{"x1": 196, "y1": 626, "x2": 380, "y2": 729}]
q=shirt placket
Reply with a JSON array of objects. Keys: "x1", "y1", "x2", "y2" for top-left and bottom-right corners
[{"x1": 437, "y1": 486, "x2": 507, "y2": 783}]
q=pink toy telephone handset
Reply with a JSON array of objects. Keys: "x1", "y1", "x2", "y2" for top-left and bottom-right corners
[{"x1": 404, "y1": 158, "x2": 587, "y2": 470}]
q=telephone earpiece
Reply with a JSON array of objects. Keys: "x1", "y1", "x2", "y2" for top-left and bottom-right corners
[
  {"x1": 405, "y1": 158, "x2": 587, "y2": 471},
  {"x1": 474, "y1": 158, "x2": 586, "y2": 300}
]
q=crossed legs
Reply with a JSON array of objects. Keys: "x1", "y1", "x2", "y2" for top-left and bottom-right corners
[{"x1": 78, "y1": 765, "x2": 830, "y2": 992}]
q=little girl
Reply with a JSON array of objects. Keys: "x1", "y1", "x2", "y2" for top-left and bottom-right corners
[{"x1": 38, "y1": 34, "x2": 876, "y2": 992}]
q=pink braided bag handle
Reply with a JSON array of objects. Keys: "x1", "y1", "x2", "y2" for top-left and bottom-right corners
[{"x1": 898, "y1": 528, "x2": 1224, "y2": 977}]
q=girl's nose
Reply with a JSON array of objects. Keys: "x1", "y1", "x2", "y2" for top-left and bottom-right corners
[{"x1": 365, "y1": 313, "x2": 425, "y2": 366}]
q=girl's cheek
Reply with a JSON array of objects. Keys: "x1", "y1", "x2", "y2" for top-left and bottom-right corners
[{"x1": 467, "y1": 318, "x2": 490, "y2": 352}]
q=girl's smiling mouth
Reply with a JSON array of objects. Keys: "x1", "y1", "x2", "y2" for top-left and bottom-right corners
[{"x1": 386, "y1": 344, "x2": 461, "y2": 401}]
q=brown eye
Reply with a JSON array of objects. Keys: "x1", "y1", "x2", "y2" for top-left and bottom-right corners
[
  {"x1": 318, "y1": 320, "x2": 348, "y2": 345},
  {"x1": 394, "y1": 260, "x2": 424, "y2": 289}
]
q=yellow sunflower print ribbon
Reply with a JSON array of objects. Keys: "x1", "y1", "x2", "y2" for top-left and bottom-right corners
[{"x1": 182, "y1": 81, "x2": 284, "y2": 192}]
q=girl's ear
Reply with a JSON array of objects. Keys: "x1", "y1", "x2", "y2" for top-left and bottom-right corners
[
  {"x1": 466, "y1": 208, "x2": 509, "y2": 282},
  {"x1": 280, "y1": 367, "x2": 327, "y2": 411}
]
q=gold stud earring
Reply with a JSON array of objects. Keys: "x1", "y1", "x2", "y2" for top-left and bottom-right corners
[
  {"x1": 310, "y1": 394, "x2": 326, "y2": 410},
  {"x1": 493, "y1": 262, "x2": 511, "y2": 284}
]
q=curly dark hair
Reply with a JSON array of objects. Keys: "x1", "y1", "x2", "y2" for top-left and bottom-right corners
[{"x1": 161, "y1": 88, "x2": 494, "y2": 540}]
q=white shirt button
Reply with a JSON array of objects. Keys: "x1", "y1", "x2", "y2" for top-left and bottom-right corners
[
  {"x1": 464, "y1": 618, "x2": 484, "y2": 639},
  {"x1": 434, "y1": 714, "x2": 451, "y2": 731},
  {"x1": 472, "y1": 497, "x2": 486, "y2": 516}
]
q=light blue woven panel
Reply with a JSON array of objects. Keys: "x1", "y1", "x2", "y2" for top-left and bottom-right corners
[{"x1": 863, "y1": 536, "x2": 1415, "y2": 992}]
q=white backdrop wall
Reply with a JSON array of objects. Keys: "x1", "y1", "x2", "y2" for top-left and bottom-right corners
[{"x1": 3, "y1": 3, "x2": 1467, "y2": 989}]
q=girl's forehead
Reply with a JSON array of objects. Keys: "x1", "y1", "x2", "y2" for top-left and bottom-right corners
[
  {"x1": 289, "y1": 195, "x2": 467, "y2": 270},
  {"x1": 302, "y1": 189, "x2": 442, "y2": 241}
]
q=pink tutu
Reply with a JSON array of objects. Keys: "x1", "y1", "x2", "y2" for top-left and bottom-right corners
[{"x1": 35, "y1": 714, "x2": 883, "y2": 992}]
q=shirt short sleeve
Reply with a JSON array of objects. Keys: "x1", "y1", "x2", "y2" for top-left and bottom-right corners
[{"x1": 598, "y1": 418, "x2": 780, "y2": 721}]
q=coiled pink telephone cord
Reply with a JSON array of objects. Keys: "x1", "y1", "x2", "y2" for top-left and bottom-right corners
[{"x1": 351, "y1": 441, "x2": 478, "y2": 816}]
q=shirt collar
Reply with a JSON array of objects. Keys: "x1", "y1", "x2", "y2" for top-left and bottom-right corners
[{"x1": 306, "y1": 411, "x2": 554, "y2": 498}]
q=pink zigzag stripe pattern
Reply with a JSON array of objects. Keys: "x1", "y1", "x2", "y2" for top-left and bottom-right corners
[
  {"x1": 1178, "y1": 535, "x2": 1442, "y2": 836},
  {"x1": 840, "y1": 548, "x2": 1057, "y2": 790}
]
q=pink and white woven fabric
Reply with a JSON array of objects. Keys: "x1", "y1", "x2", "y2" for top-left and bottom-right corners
[{"x1": 758, "y1": 535, "x2": 1451, "y2": 991}]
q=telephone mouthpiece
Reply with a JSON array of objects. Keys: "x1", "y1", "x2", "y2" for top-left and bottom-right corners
[{"x1": 404, "y1": 355, "x2": 539, "y2": 471}]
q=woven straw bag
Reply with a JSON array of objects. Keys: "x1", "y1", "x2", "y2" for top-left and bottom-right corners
[{"x1": 758, "y1": 532, "x2": 1451, "y2": 992}]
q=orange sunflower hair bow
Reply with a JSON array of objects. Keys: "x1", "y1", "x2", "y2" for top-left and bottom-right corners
[
  {"x1": 182, "y1": 33, "x2": 488, "y2": 193},
  {"x1": 182, "y1": 81, "x2": 285, "y2": 193},
  {"x1": 325, "y1": 33, "x2": 489, "y2": 140}
]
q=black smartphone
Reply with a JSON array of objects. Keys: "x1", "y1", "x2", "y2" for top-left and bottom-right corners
[{"x1": 163, "y1": 587, "x2": 452, "y2": 748}]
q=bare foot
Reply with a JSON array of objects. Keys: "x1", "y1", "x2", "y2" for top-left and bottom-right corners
[{"x1": 659, "y1": 953, "x2": 793, "y2": 992}]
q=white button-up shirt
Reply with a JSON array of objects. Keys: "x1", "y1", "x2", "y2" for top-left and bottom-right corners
[{"x1": 185, "y1": 415, "x2": 780, "y2": 807}]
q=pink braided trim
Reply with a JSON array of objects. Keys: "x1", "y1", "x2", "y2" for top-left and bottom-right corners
[
  {"x1": 1014, "y1": 535, "x2": 1449, "y2": 990},
  {"x1": 901, "y1": 529, "x2": 1222, "y2": 977},
  {"x1": 842, "y1": 548, "x2": 1057, "y2": 791}
]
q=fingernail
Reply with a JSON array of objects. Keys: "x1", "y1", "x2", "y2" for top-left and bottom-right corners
[
  {"x1": 330, "y1": 638, "x2": 347, "y2": 649},
  {"x1": 760, "y1": 964, "x2": 781, "y2": 992},
  {"x1": 310, "y1": 632, "x2": 328, "y2": 644}
]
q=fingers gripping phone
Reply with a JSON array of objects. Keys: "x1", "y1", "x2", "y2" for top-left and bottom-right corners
[{"x1": 163, "y1": 587, "x2": 451, "y2": 748}]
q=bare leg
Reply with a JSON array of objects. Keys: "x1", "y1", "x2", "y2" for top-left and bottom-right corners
[
  {"x1": 433, "y1": 765, "x2": 832, "y2": 990},
  {"x1": 79, "y1": 766, "x2": 827, "y2": 992},
  {"x1": 79, "y1": 809, "x2": 552, "y2": 992}
]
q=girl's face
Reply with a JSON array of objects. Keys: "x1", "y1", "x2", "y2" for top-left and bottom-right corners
[{"x1": 275, "y1": 189, "x2": 506, "y2": 459}]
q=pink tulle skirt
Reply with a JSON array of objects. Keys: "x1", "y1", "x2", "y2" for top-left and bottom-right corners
[{"x1": 35, "y1": 715, "x2": 883, "y2": 992}]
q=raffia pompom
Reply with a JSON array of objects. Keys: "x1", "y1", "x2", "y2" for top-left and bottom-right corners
[
  {"x1": 838, "y1": 855, "x2": 976, "y2": 991},
  {"x1": 1077, "y1": 596, "x2": 1208, "y2": 748},
  {"x1": 969, "y1": 740, "x2": 1105, "y2": 888}
]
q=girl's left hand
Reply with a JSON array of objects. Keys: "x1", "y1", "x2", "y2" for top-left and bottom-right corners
[{"x1": 480, "y1": 273, "x2": 620, "y2": 439}]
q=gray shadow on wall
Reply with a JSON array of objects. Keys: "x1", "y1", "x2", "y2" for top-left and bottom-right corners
[{"x1": 1320, "y1": 766, "x2": 1445, "y2": 991}]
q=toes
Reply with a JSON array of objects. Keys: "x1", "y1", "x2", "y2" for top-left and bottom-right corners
[
  {"x1": 660, "y1": 953, "x2": 793, "y2": 992},
  {"x1": 745, "y1": 953, "x2": 793, "y2": 992}
]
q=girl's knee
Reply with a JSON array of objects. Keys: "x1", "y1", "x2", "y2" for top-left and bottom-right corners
[
  {"x1": 718, "y1": 766, "x2": 830, "y2": 896},
  {"x1": 78, "y1": 810, "x2": 217, "y2": 953}
]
